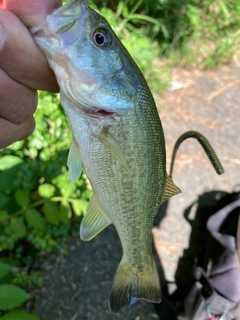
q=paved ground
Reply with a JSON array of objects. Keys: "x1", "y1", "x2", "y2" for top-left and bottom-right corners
[
  {"x1": 27, "y1": 64, "x2": 240, "y2": 320},
  {"x1": 154, "y1": 64, "x2": 240, "y2": 282}
]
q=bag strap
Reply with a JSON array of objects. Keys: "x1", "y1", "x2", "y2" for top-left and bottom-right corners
[
  {"x1": 185, "y1": 266, "x2": 239, "y2": 319},
  {"x1": 237, "y1": 213, "x2": 240, "y2": 266}
]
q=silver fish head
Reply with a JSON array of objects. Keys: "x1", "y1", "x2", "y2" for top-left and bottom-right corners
[{"x1": 31, "y1": 0, "x2": 136, "y2": 116}]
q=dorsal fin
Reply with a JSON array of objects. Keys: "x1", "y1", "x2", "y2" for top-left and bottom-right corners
[{"x1": 161, "y1": 174, "x2": 181, "y2": 203}]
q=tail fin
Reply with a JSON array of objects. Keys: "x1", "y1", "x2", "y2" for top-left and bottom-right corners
[{"x1": 109, "y1": 257, "x2": 161, "y2": 313}]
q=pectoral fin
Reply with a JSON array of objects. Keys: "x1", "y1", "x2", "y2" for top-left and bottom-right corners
[
  {"x1": 161, "y1": 174, "x2": 181, "y2": 203},
  {"x1": 97, "y1": 127, "x2": 128, "y2": 169},
  {"x1": 67, "y1": 140, "x2": 83, "y2": 184},
  {"x1": 80, "y1": 195, "x2": 112, "y2": 241}
]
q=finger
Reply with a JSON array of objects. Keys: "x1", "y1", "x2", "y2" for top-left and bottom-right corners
[
  {"x1": 3, "y1": 0, "x2": 62, "y2": 27},
  {"x1": 0, "y1": 68, "x2": 38, "y2": 124},
  {"x1": 0, "y1": 116, "x2": 35, "y2": 149},
  {"x1": 0, "y1": 8, "x2": 59, "y2": 92}
]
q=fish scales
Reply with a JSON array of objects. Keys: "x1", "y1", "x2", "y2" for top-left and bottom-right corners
[
  {"x1": 74, "y1": 95, "x2": 164, "y2": 266},
  {"x1": 31, "y1": 0, "x2": 180, "y2": 313}
]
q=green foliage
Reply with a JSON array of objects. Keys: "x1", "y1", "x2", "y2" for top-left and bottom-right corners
[
  {"x1": 0, "y1": 262, "x2": 39, "y2": 319},
  {"x1": 25, "y1": 209, "x2": 44, "y2": 230},
  {"x1": 0, "y1": 263, "x2": 12, "y2": 279},
  {"x1": 95, "y1": 0, "x2": 240, "y2": 68},
  {"x1": 0, "y1": 92, "x2": 91, "y2": 318},
  {"x1": 38, "y1": 184, "x2": 56, "y2": 199},
  {"x1": 0, "y1": 311, "x2": 39, "y2": 320},
  {"x1": 10, "y1": 217, "x2": 26, "y2": 238},
  {"x1": 165, "y1": 0, "x2": 240, "y2": 68},
  {"x1": 0, "y1": 284, "x2": 31, "y2": 310},
  {"x1": 0, "y1": 92, "x2": 91, "y2": 258},
  {"x1": 12, "y1": 271, "x2": 43, "y2": 288}
]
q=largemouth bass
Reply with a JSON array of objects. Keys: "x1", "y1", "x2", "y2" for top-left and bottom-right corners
[{"x1": 31, "y1": 0, "x2": 181, "y2": 312}]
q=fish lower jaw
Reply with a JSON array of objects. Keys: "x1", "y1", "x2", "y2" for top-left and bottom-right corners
[{"x1": 84, "y1": 108, "x2": 116, "y2": 118}]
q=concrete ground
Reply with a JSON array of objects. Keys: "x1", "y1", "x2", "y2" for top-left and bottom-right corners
[{"x1": 154, "y1": 64, "x2": 240, "y2": 282}]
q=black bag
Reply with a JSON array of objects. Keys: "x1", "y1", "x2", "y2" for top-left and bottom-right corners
[
  {"x1": 184, "y1": 193, "x2": 240, "y2": 319},
  {"x1": 155, "y1": 191, "x2": 240, "y2": 320}
]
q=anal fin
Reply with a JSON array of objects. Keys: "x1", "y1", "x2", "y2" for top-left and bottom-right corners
[
  {"x1": 161, "y1": 174, "x2": 181, "y2": 203},
  {"x1": 80, "y1": 195, "x2": 112, "y2": 241}
]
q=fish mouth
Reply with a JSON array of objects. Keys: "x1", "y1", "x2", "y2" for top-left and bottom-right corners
[{"x1": 84, "y1": 108, "x2": 116, "y2": 119}]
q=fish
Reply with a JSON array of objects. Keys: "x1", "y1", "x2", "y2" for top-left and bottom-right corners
[{"x1": 30, "y1": 0, "x2": 181, "y2": 313}]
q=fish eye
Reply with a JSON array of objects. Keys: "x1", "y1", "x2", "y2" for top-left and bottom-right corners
[{"x1": 93, "y1": 28, "x2": 112, "y2": 48}]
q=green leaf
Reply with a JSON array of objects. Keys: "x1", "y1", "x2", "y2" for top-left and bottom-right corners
[
  {"x1": 0, "y1": 193, "x2": 9, "y2": 207},
  {"x1": 0, "y1": 156, "x2": 23, "y2": 192},
  {"x1": 0, "y1": 284, "x2": 31, "y2": 310},
  {"x1": 0, "y1": 262, "x2": 12, "y2": 279},
  {"x1": 25, "y1": 209, "x2": 44, "y2": 230},
  {"x1": 59, "y1": 199, "x2": 72, "y2": 223},
  {"x1": 10, "y1": 217, "x2": 26, "y2": 237},
  {"x1": 72, "y1": 199, "x2": 88, "y2": 216},
  {"x1": 0, "y1": 156, "x2": 23, "y2": 171},
  {"x1": 0, "y1": 172, "x2": 16, "y2": 192},
  {"x1": 0, "y1": 311, "x2": 39, "y2": 320},
  {"x1": 0, "y1": 210, "x2": 8, "y2": 222},
  {"x1": 15, "y1": 189, "x2": 30, "y2": 207},
  {"x1": 61, "y1": 183, "x2": 76, "y2": 198},
  {"x1": 43, "y1": 201, "x2": 59, "y2": 225},
  {"x1": 38, "y1": 184, "x2": 56, "y2": 199}
]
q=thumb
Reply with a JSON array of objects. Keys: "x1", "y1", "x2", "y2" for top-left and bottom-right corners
[
  {"x1": 3, "y1": 0, "x2": 62, "y2": 27},
  {"x1": 0, "y1": 117, "x2": 35, "y2": 149}
]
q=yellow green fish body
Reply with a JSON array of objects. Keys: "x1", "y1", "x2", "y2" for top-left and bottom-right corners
[{"x1": 31, "y1": 0, "x2": 180, "y2": 312}]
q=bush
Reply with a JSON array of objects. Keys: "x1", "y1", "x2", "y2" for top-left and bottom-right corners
[
  {"x1": 0, "y1": 92, "x2": 91, "y2": 260},
  {"x1": 94, "y1": 0, "x2": 240, "y2": 67},
  {"x1": 0, "y1": 92, "x2": 91, "y2": 319}
]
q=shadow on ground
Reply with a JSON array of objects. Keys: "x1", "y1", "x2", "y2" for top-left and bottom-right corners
[{"x1": 155, "y1": 191, "x2": 240, "y2": 319}]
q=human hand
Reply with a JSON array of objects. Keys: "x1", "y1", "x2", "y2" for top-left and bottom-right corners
[{"x1": 0, "y1": 0, "x2": 61, "y2": 149}]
